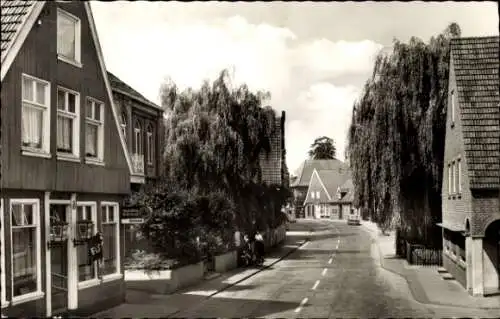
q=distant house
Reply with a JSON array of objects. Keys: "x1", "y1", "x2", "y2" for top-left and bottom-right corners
[
  {"x1": 1, "y1": 1, "x2": 132, "y2": 317},
  {"x1": 438, "y1": 36, "x2": 500, "y2": 297},
  {"x1": 260, "y1": 111, "x2": 288, "y2": 187},
  {"x1": 302, "y1": 168, "x2": 353, "y2": 219},
  {"x1": 291, "y1": 159, "x2": 350, "y2": 218}
]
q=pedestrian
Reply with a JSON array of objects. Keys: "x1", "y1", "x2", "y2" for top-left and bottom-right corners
[{"x1": 254, "y1": 230, "x2": 265, "y2": 263}]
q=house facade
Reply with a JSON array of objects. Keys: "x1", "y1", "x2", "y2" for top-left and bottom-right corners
[
  {"x1": 1, "y1": 1, "x2": 131, "y2": 317},
  {"x1": 291, "y1": 159, "x2": 349, "y2": 218},
  {"x1": 301, "y1": 166, "x2": 353, "y2": 219},
  {"x1": 439, "y1": 36, "x2": 500, "y2": 296},
  {"x1": 108, "y1": 71, "x2": 164, "y2": 189},
  {"x1": 107, "y1": 71, "x2": 165, "y2": 259}
]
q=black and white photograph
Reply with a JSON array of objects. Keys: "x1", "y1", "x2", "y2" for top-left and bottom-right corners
[{"x1": 0, "y1": 0, "x2": 499, "y2": 318}]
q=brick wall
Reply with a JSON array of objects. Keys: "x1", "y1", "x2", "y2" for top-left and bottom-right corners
[
  {"x1": 260, "y1": 115, "x2": 284, "y2": 185},
  {"x1": 442, "y1": 59, "x2": 472, "y2": 232}
]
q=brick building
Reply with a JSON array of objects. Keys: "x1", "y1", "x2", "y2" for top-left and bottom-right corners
[
  {"x1": 259, "y1": 110, "x2": 288, "y2": 187},
  {"x1": 438, "y1": 36, "x2": 500, "y2": 296}
]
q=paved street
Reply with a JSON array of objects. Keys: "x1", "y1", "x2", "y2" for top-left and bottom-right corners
[{"x1": 95, "y1": 220, "x2": 498, "y2": 318}]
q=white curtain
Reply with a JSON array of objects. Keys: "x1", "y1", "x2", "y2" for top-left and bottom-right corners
[
  {"x1": 85, "y1": 123, "x2": 98, "y2": 156},
  {"x1": 57, "y1": 15, "x2": 75, "y2": 59},
  {"x1": 21, "y1": 105, "x2": 42, "y2": 148},
  {"x1": 57, "y1": 115, "x2": 72, "y2": 152}
]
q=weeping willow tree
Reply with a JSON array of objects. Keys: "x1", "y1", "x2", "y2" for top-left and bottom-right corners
[
  {"x1": 159, "y1": 69, "x2": 287, "y2": 231},
  {"x1": 347, "y1": 23, "x2": 461, "y2": 248}
]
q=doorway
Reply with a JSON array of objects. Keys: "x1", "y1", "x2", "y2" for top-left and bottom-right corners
[{"x1": 49, "y1": 204, "x2": 70, "y2": 314}]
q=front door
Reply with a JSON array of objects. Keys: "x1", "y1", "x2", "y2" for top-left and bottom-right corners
[{"x1": 50, "y1": 204, "x2": 70, "y2": 314}]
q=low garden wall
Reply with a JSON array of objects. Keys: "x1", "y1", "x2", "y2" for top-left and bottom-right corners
[
  {"x1": 125, "y1": 261, "x2": 204, "y2": 294},
  {"x1": 214, "y1": 250, "x2": 238, "y2": 273}
]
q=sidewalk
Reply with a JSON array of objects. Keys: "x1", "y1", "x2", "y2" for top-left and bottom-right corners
[
  {"x1": 92, "y1": 236, "x2": 308, "y2": 318},
  {"x1": 362, "y1": 220, "x2": 500, "y2": 310}
]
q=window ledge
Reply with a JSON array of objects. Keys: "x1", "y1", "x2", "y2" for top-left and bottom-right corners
[
  {"x1": 85, "y1": 157, "x2": 105, "y2": 166},
  {"x1": 10, "y1": 291, "x2": 44, "y2": 306},
  {"x1": 102, "y1": 273, "x2": 123, "y2": 283},
  {"x1": 22, "y1": 149, "x2": 51, "y2": 159},
  {"x1": 78, "y1": 278, "x2": 100, "y2": 290},
  {"x1": 57, "y1": 153, "x2": 81, "y2": 163},
  {"x1": 58, "y1": 55, "x2": 83, "y2": 68}
]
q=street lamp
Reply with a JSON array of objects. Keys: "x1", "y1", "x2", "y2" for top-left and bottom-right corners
[
  {"x1": 48, "y1": 218, "x2": 69, "y2": 249},
  {"x1": 73, "y1": 219, "x2": 94, "y2": 246}
]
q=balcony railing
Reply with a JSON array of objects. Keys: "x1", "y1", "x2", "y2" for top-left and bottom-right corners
[{"x1": 132, "y1": 153, "x2": 144, "y2": 175}]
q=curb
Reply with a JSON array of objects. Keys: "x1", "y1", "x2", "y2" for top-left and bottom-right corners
[
  {"x1": 361, "y1": 224, "x2": 500, "y2": 311},
  {"x1": 165, "y1": 238, "x2": 309, "y2": 318}
]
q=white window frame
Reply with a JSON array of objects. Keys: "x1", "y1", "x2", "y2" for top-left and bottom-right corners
[
  {"x1": 457, "y1": 157, "x2": 462, "y2": 194},
  {"x1": 9, "y1": 199, "x2": 44, "y2": 305},
  {"x1": 57, "y1": 86, "x2": 81, "y2": 161},
  {"x1": 57, "y1": 8, "x2": 82, "y2": 67},
  {"x1": 85, "y1": 97, "x2": 105, "y2": 165},
  {"x1": 100, "y1": 202, "x2": 122, "y2": 282},
  {"x1": 76, "y1": 202, "x2": 99, "y2": 289},
  {"x1": 316, "y1": 191, "x2": 320, "y2": 199},
  {"x1": 451, "y1": 161, "x2": 456, "y2": 194},
  {"x1": 451, "y1": 90, "x2": 455, "y2": 125},
  {"x1": 146, "y1": 124, "x2": 154, "y2": 165},
  {"x1": 120, "y1": 113, "x2": 127, "y2": 142},
  {"x1": 310, "y1": 191, "x2": 315, "y2": 200},
  {"x1": 21, "y1": 74, "x2": 51, "y2": 158},
  {"x1": 1, "y1": 199, "x2": 7, "y2": 308},
  {"x1": 134, "y1": 120, "x2": 143, "y2": 155},
  {"x1": 448, "y1": 163, "x2": 453, "y2": 195}
]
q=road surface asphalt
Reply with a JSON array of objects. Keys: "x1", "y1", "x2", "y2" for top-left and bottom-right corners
[{"x1": 98, "y1": 219, "x2": 499, "y2": 318}]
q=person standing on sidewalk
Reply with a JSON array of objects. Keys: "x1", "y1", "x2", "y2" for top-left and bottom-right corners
[{"x1": 254, "y1": 230, "x2": 265, "y2": 264}]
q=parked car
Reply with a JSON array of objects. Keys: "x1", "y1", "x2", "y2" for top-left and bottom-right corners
[{"x1": 347, "y1": 210, "x2": 361, "y2": 225}]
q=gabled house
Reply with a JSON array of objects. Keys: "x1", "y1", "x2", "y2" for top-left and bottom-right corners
[
  {"x1": 291, "y1": 159, "x2": 349, "y2": 218},
  {"x1": 302, "y1": 167, "x2": 352, "y2": 219},
  {"x1": 438, "y1": 36, "x2": 500, "y2": 297},
  {"x1": 1, "y1": 1, "x2": 132, "y2": 317}
]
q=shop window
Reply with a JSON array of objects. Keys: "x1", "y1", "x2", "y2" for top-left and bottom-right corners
[
  {"x1": 101, "y1": 203, "x2": 120, "y2": 277},
  {"x1": 76, "y1": 203, "x2": 97, "y2": 284},
  {"x1": 10, "y1": 199, "x2": 42, "y2": 302}
]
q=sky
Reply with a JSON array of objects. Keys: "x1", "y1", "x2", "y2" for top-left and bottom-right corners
[{"x1": 90, "y1": 1, "x2": 499, "y2": 175}]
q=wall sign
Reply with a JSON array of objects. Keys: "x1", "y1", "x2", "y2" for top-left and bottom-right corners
[{"x1": 120, "y1": 207, "x2": 148, "y2": 224}]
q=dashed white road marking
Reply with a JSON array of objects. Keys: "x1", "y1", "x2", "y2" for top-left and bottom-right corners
[
  {"x1": 328, "y1": 257, "x2": 333, "y2": 264},
  {"x1": 312, "y1": 280, "x2": 320, "y2": 290},
  {"x1": 295, "y1": 297, "x2": 308, "y2": 313},
  {"x1": 322, "y1": 268, "x2": 328, "y2": 276}
]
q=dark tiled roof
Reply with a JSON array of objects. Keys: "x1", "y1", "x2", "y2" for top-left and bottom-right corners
[
  {"x1": 1, "y1": 0, "x2": 36, "y2": 60},
  {"x1": 107, "y1": 71, "x2": 162, "y2": 110},
  {"x1": 291, "y1": 159, "x2": 348, "y2": 187},
  {"x1": 338, "y1": 178, "x2": 354, "y2": 203},
  {"x1": 317, "y1": 169, "x2": 351, "y2": 199},
  {"x1": 451, "y1": 36, "x2": 500, "y2": 189}
]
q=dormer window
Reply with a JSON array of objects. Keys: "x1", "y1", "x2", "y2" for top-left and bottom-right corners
[{"x1": 57, "y1": 9, "x2": 81, "y2": 66}]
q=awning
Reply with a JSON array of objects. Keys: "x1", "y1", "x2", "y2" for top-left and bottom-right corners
[{"x1": 436, "y1": 222, "x2": 467, "y2": 234}]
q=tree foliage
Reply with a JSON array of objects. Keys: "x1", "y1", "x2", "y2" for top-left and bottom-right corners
[
  {"x1": 133, "y1": 69, "x2": 290, "y2": 263},
  {"x1": 308, "y1": 136, "x2": 337, "y2": 159},
  {"x1": 347, "y1": 23, "x2": 461, "y2": 247}
]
